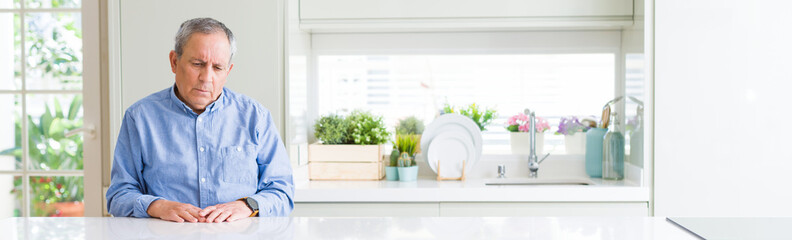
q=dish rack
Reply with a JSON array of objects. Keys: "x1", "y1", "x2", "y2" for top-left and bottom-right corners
[{"x1": 436, "y1": 159, "x2": 466, "y2": 181}]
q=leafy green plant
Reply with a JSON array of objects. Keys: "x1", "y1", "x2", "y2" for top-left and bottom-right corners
[
  {"x1": 0, "y1": 95, "x2": 85, "y2": 217},
  {"x1": 394, "y1": 134, "x2": 419, "y2": 167},
  {"x1": 313, "y1": 110, "x2": 390, "y2": 145},
  {"x1": 348, "y1": 110, "x2": 390, "y2": 145},
  {"x1": 395, "y1": 116, "x2": 425, "y2": 135},
  {"x1": 313, "y1": 114, "x2": 351, "y2": 144},
  {"x1": 443, "y1": 103, "x2": 497, "y2": 131}
]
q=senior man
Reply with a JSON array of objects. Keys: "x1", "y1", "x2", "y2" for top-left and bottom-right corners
[{"x1": 106, "y1": 18, "x2": 294, "y2": 222}]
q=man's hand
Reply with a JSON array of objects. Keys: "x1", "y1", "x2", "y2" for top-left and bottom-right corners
[
  {"x1": 147, "y1": 199, "x2": 204, "y2": 223},
  {"x1": 199, "y1": 199, "x2": 253, "y2": 223}
]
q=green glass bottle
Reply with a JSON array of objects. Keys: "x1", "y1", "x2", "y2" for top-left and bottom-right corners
[{"x1": 602, "y1": 112, "x2": 625, "y2": 180}]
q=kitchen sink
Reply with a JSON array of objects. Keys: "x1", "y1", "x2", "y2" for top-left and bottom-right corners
[{"x1": 484, "y1": 178, "x2": 594, "y2": 186}]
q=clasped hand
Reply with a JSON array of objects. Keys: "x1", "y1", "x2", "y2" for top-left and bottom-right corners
[{"x1": 147, "y1": 199, "x2": 253, "y2": 223}]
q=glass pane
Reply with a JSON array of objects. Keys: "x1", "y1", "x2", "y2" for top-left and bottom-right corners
[
  {"x1": 317, "y1": 54, "x2": 615, "y2": 154},
  {"x1": 25, "y1": 12, "x2": 82, "y2": 90},
  {"x1": 0, "y1": 0, "x2": 21, "y2": 8},
  {"x1": 0, "y1": 13, "x2": 22, "y2": 90},
  {"x1": 29, "y1": 176, "x2": 83, "y2": 217},
  {"x1": 0, "y1": 175, "x2": 23, "y2": 218},
  {"x1": 25, "y1": 0, "x2": 80, "y2": 8},
  {"x1": 26, "y1": 94, "x2": 83, "y2": 170},
  {"x1": 0, "y1": 94, "x2": 22, "y2": 170}
]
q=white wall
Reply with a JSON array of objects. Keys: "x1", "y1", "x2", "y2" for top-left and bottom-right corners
[
  {"x1": 117, "y1": 0, "x2": 284, "y2": 131},
  {"x1": 655, "y1": 0, "x2": 792, "y2": 216}
]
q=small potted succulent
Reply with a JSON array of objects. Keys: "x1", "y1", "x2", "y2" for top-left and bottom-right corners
[
  {"x1": 506, "y1": 112, "x2": 550, "y2": 155},
  {"x1": 442, "y1": 103, "x2": 497, "y2": 131},
  {"x1": 555, "y1": 116, "x2": 593, "y2": 154},
  {"x1": 310, "y1": 110, "x2": 391, "y2": 180},
  {"x1": 393, "y1": 134, "x2": 420, "y2": 181}
]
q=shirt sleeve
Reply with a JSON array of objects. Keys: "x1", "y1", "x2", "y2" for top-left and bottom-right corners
[
  {"x1": 105, "y1": 110, "x2": 164, "y2": 218},
  {"x1": 250, "y1": 109, "x2": 295, "y2": 217}
]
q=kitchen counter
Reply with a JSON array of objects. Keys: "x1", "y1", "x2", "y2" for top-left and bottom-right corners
[
  {"x1": 294, "y1": 178, "x2": 649, "y2": 202},
  {"x1": 0, "y1": 217, "x2": 697, "y2": 239},
  {"x1": 293, "y1": 157, "x2": 650, "y2": 203}
]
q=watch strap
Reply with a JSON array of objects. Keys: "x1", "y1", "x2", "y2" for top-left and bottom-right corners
[{"x1": 238, "y1": 197, "x2": 259, "y2": 217}]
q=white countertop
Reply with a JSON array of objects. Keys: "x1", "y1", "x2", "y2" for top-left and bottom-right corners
[
  {"x1": 295, "y1": 177, "x2": 650, "y2": 203},
  {"x1": 0, "y1": 217, "x2": 697, "y2": 239}
]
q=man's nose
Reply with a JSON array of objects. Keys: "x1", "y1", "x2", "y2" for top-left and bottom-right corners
[{"x1": 198, "y1": 65, "x2": 213, "y2": 83}]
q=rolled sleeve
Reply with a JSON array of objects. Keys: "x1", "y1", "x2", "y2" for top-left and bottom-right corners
[{"x1": 134, "y1": 195, "x2": 164, "y2": 218}]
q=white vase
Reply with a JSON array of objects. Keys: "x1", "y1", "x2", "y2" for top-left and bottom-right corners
[
  {"x1": 510, "y1": 132, "x2": 544, "y2": 155},
  {"x1": 564, "y1": 132, "x2": 587, "y2": 155}
]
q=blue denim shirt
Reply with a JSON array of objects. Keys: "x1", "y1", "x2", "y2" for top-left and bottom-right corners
[{"x1": 106, "y1": 86, "x2": 294, "y2": 217}]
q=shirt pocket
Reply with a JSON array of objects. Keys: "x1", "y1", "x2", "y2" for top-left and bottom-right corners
[{"x1": 221, "y1": 145, "x2": 258, "y2": 183}]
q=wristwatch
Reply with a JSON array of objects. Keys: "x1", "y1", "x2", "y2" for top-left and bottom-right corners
[{"x1": 239, "y1": 197, "x2": 259, "y2": 217}]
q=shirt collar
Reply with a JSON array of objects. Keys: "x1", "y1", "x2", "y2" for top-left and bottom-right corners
[{"x1": 169, "y1": 85, "x2": 226, "y2": 116}]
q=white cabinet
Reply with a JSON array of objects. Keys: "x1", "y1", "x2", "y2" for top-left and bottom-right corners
[
  {"x1": 300, "y1": 0, "x2": 634, "y2": 32},
  {"x1": 292, "y1": 202, "x2": 648, "y2": 217}
]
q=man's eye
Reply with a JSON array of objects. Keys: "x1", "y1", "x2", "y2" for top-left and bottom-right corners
[
  {"x1": 214, "y1": 66, "x2": 223, "y2": 71},
  {"x1": 192, "y1": 63, "x2": 202, "y2": 67}
]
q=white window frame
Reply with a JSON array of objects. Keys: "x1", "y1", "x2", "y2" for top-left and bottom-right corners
[{"x1": 0, "y1": 0, "x2": 103, "y2": 217}]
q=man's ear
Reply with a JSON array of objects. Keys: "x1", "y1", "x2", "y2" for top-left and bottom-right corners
[
  {"x1": 226, "y1": 63, "x2": 234, "y2": 76},
  {"x1": 169, "y1": 50, "x2": 178, "y2": 74}
]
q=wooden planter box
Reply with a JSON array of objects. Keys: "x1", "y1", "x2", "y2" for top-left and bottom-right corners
[{"x1": 308, "y1": 143, "x2": 386, "y2": 180}]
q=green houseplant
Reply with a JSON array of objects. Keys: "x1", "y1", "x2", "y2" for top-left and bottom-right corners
[
  {"x1": 443, "y1": 103, "x2": 497, "y2": 131},
  {"x1": 395, "y1": 116, "x2": 425, "y2": 154},
  {"x1": 1, "y1": 96, "x2": 85, "y2": 217},
  {"x1": 393, "y1": 134, "x2": 420, "y2": 181},
  {"x1": 309, "y1": 110, "x2": 391, "y2": 180}
]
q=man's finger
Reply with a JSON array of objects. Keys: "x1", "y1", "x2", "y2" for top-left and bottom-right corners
[
  {"x1": 165, "y1": 214, "x2": 185, "y2": 223},
  {"x1": 226, "y1": 212, "x2": 247, "y2": 222},
  {"x1": 199, "y1": 206, "x2": 217, "y2": 217},
  {"x1": 186, "y1": 207, "x2": 203, "y2": 221},
  {"x1": 215, "y1": 211, "x2": 233, "y2": 223},
  {"x1": 177, "y1": 210, "x2": 199, "y2": 223},
  {"x1": 205, "y1": 208, "x2": 223, "y2": 223}
]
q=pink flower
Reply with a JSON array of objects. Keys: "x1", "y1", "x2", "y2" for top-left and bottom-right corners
[{"x1": 505, "y1": 113, "x2": 549, "y2": 133}]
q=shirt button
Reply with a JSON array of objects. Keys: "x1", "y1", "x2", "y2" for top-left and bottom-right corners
[
  {"x1": 197, "y1": 118, "x2": 202, "y2": 122},
  {"x1": 201, "y1": 178, "x2": 206, "y2": 183},
  {"x1": 199, "y1": 147, "x2": 205, "y2": 152},
  {"x1": 236, "y1": 147, "x2": 242, "y2": 151}
]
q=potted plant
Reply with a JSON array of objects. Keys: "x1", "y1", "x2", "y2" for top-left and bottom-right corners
[
  {"x1": 395, "y1": 116, "x2": 425, "y2": 154},
  {"x1": 309, "y1": 110, "x2": 391, "y2": 180},
  {"x1": 442, "y1": 103, "x2": 497, "y2": 131},
  {"x1": 394, "y1": 134, "x2": 420, "y2": 181},
  {"x1": 556, "y1": 116, "x2": 593, "y2": 154},
  {"x1": 506, "y1": 112, "x2": 550, "y2": 155},
  {"x1": 1, "y1": 96, "x2": 85, "y2": 217}
]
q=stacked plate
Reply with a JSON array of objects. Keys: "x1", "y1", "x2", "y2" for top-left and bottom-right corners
[{"x1": 418, "y1": 114, "x2": 483, "y2": 178}]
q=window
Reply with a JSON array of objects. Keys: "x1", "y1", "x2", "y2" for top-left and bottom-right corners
[
  {"x1": 0, "y1": 0, "x2": 86, "y2": 217},
  {"x1": 308, "y1": 31, "x2": 623, "y2": 155}
]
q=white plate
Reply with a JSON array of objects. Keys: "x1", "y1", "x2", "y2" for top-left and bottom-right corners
[
  {"x1": 426, "y1": 131, "x2": 475, "y2": 178},
  {"x1": 420, "y1": 114, "x2": 483, "y2": 175}
]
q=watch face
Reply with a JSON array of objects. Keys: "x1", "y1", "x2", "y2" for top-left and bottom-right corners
[{"x1": 246, "y1": 197, "x2": 259, "y2": 210}]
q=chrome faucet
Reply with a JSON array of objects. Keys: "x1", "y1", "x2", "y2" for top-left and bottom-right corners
[{"x1": 525, "y1": 109, "x2": 550, "y2": 178}]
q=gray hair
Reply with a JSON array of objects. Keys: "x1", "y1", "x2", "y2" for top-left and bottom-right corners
[{"x1": 174, "y1": 17, "x2": 237, "y2": 62}]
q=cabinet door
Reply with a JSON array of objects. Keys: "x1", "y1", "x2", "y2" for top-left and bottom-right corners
[
  {"x1": 292, "y1": 203, "x2": 439, "y2": 217},
  {"x1": 440, "y1": 202, "x2": 648, "y2": 217},
  {"x1": 300, "y1": 0, "x2": 633, "y2": 20}
]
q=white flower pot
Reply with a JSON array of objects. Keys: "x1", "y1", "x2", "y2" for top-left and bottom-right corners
[
  {"x1": 564, "y1": 132, "x2": 587, "y2": 155},
  {"x1": 510, "y1": 132, "x2": 544, "y2": 155}
]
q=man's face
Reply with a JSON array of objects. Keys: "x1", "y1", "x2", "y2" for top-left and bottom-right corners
[{"x1": 169, "y1": 32, "x2": 233, "y2": 112}]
